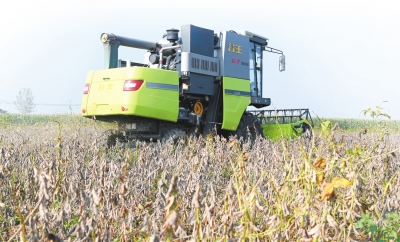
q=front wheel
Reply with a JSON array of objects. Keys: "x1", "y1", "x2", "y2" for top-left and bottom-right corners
[
  {"x1": 233, "y1": 112, "x2": 263, "y2": 143},
  {"x1": 301, "y1": 123, "x2": 313, "y2": 140},
  {"x1": 248, "y1": 118, "x2": 263, "y2": 143}
]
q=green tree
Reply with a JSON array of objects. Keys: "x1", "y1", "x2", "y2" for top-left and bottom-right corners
[
  {"x1": 14, "y1": 88, "x2": 36, "y2": 114},
  {"x1": 0, "y1": 108, "x2": 7, "y2": 113}
]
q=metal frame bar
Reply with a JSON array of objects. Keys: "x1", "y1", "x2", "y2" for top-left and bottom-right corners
[
  {"x1": 263, "y1": 46, "x2": 283, "y2": 55},
  {"x1": 248, "y1": 109, "x2": 314, "y2": 126}
]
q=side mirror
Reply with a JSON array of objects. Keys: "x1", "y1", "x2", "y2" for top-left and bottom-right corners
[{"x1": 279, "y1": 55, "x2": 285, "y2": 72}]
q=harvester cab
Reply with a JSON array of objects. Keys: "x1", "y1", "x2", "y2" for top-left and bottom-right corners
[{"x1": 81, "y1": 24, "x2": 312, "y2": 145}]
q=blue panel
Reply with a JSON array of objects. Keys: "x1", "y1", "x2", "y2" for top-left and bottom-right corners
[
  {"x1": 181, "y1": 25, "x2": 214, "y2": 57},
  {"x1": 219, "y1": 31, "x2": 250, "y2": 80}
]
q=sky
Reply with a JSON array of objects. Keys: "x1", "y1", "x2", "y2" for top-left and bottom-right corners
[{"x1": 0, "y1": 0, "x2": 399, "y2": 119}]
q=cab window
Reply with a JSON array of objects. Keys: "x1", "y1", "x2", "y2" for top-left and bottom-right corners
[{"x1": 249, "y1": 42, "x2": 263, "y2": 97}]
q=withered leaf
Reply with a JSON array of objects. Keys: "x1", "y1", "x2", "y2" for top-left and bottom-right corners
[
  {"x1": 144, "y1": 201, "x2": 153, "y2": 209},
  {"x1": 317, "y1": 173, "x2": 325, "y2": 186},
  {"x1": 340, "y1": 160, "x2": 347, "y2": 169},
  {"x1": 314, "y1": 158, "x2": 326, "y2": 170},
  {"x1": 321, "y1": 183, "x2": 335, "y2": 201},
  {"x1": 243, "y1": 152, "x2": 250, "y2": 161},
  {"x1": 332, "y1": 177, "x2": 352, "y2": 188},
  {"x1": 229, "y1": 139, "x2": 239, "y2": 149}
]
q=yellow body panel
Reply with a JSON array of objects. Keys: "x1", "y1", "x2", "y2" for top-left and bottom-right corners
[{"x1": 81, "y1": 67, "x2": 179, "y2": 122}]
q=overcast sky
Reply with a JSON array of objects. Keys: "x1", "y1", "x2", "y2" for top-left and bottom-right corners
[{"x1": 1, "y1": 0, "x2": 399, "y2": 119}]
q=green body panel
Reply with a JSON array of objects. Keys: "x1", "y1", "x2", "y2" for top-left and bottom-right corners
[
  {"x1": 222, "y1": 77, "x2": 251, "y2": 131},
  {"x1": 261, "y1": 120, "x2": 307, "y2": 140},
  {"x1": 81, "y1": 67, "x2": 179, "y2": 122}
]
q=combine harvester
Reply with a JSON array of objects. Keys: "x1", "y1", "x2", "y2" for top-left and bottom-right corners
[{"x1": 80, "y1": 25, "x2": 313, "y2": 146}]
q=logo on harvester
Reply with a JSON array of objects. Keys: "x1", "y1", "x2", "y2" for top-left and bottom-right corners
[
  {"x1": 98, "y1": 84, "x2": 114, "y2": 90},
  {"x1": 231, "y1": 58, "x2": 241, "y2": 64},
  {"x1": 228, "y1": 43, "x2": 242, "y2": 54}
]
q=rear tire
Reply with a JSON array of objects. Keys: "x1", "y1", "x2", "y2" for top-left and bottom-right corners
[
  {"x1": 163, "y1": 128, "x2": 186, "y2": 143},
  {"x1": 107, "y1": 132, "x2": 126, "y2": 148},
  {"x1": 97, "y1": 129, "x2": 126, "y2": 149}
]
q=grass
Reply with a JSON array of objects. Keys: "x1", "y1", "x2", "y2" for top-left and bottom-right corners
[
  {"x1": 314, "y1": 118, "x2": 400, "y2": 133},
  {"x1": 0, "y1": 113, "x2": 399, "y2": 241}
]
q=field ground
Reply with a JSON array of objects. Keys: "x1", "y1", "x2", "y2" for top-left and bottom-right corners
[{"x1": 0, "y1": 114, "x2": 399, "y2": 241}]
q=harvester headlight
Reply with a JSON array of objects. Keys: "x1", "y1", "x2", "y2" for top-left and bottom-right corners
[{"x1": 101, "y1": 33, "x2": 108, "y2": 43}]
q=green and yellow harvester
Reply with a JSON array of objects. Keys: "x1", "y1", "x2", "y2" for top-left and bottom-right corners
[{"x1": 81, "y1": 25, "x2": 313, "y2": 145}]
